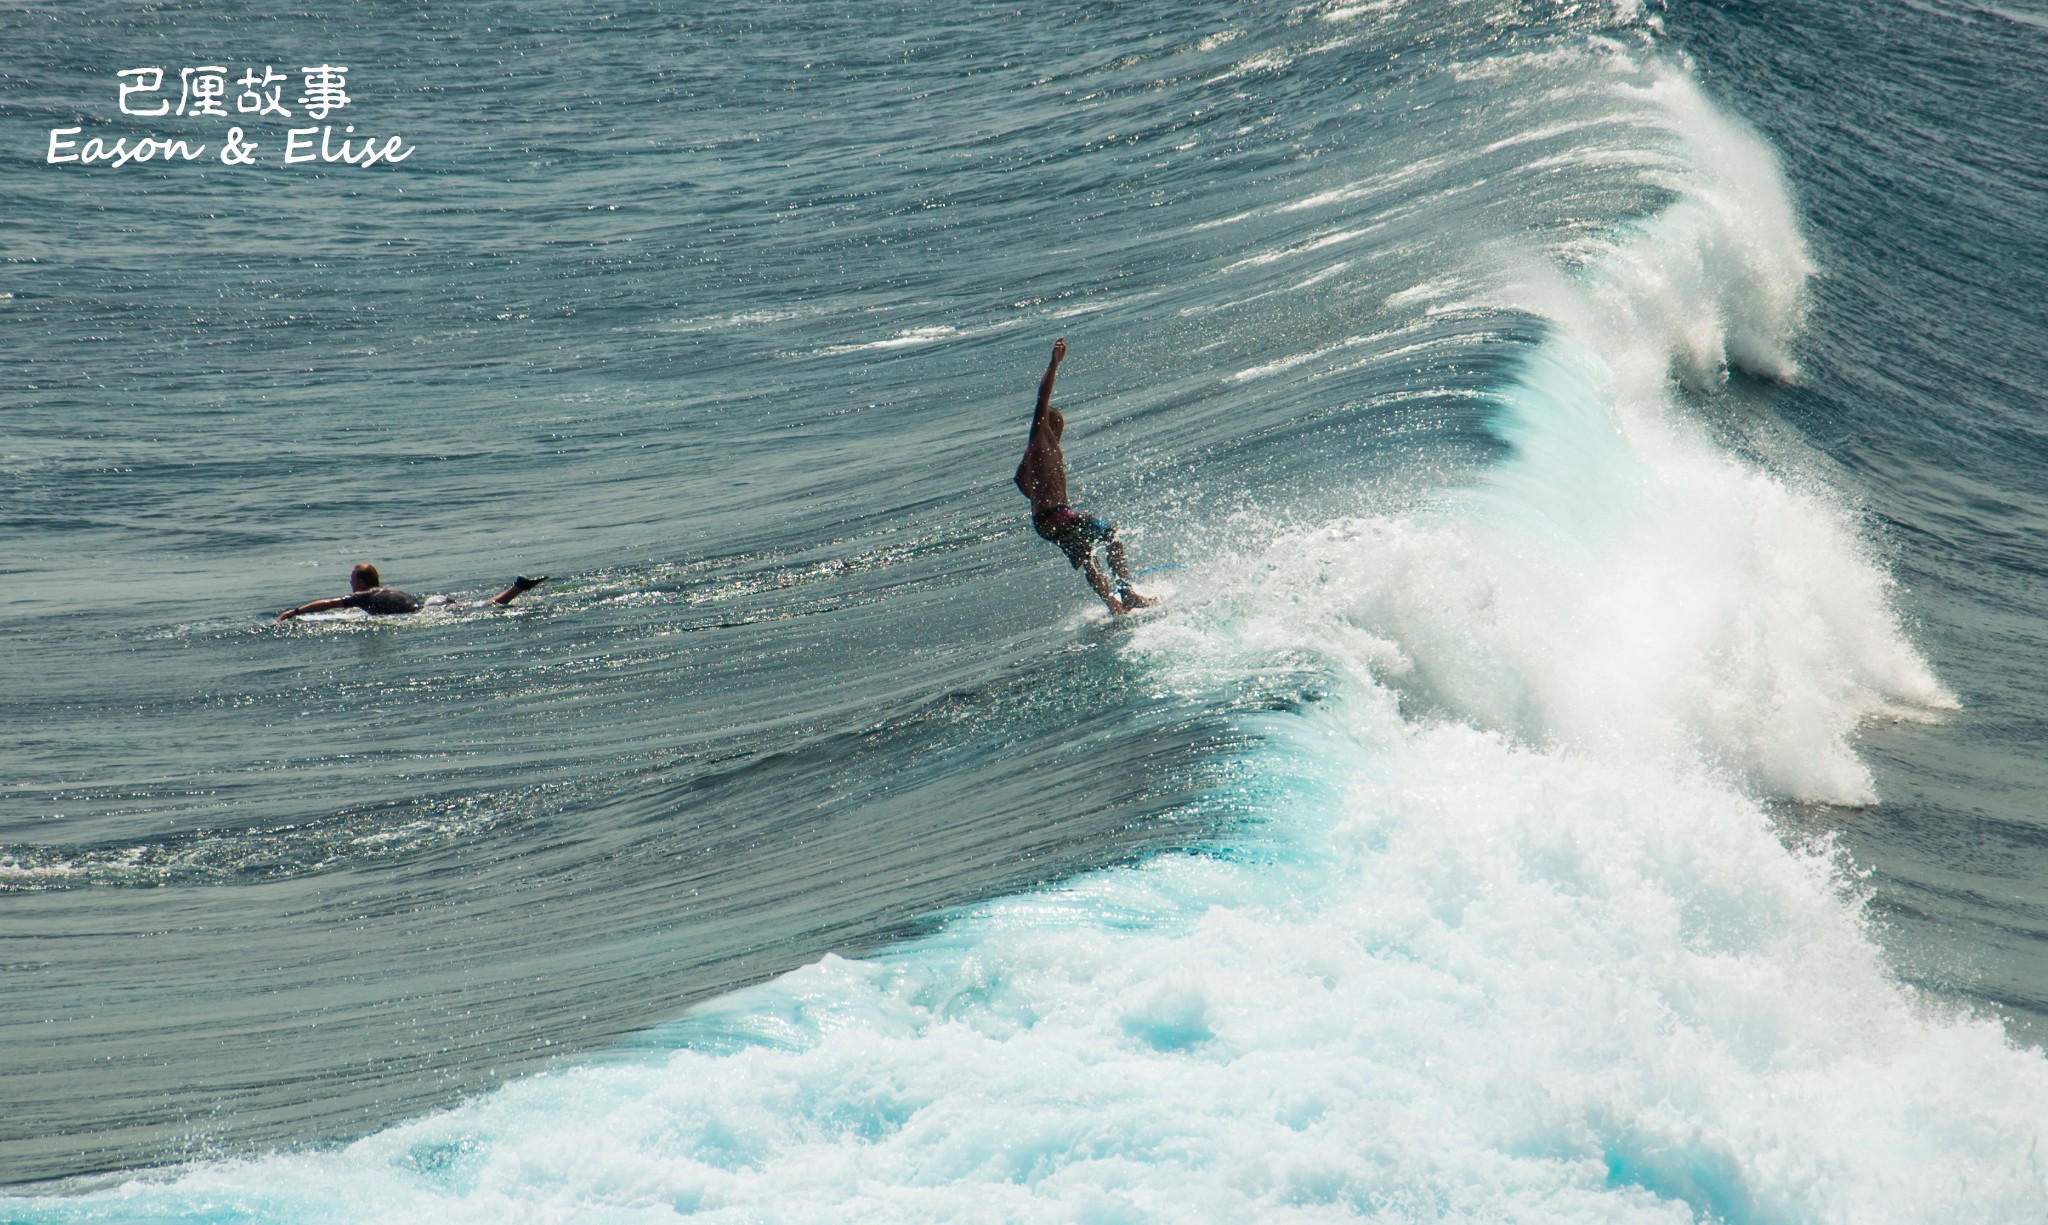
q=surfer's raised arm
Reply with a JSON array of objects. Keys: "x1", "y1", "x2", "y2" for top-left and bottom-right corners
[
  {"x1": 1034, "y1": 336, "x2": 1066, "y2": 426},
  {"x1": 1018, "y1": 337, "x2": 1068, "y2": 499}
]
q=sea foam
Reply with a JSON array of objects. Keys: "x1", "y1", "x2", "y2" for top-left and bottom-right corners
[
  {"x1": 1205, "y1": 49, "x2": 1953, "y2": 806},
  {"x1": 33, "y1": 692, "x2": 2048, "y2": 1223}
]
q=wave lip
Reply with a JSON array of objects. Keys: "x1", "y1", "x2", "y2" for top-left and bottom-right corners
[{"x1": 1281, "y1": 50, "x2": 1955, "y2": 806}]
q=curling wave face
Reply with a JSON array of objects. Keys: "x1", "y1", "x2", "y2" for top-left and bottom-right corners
[{"x1": 1225, "y1": 53, "x2": 1955, "y2": 805}]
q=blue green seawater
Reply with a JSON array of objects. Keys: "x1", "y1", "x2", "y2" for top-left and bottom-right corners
[{"x1": 4, "y1": 0, "x2": 2047, "y2": 1218}]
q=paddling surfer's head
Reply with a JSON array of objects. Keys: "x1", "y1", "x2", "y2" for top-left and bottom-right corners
[{"x1": 350, "y1": 563, "x2": 380, "y2": 591}]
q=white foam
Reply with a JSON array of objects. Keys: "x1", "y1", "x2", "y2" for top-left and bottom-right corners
[
  {"x1": 49, "y1": 692, "x2": 2048, "y2": 1222},
  {"x1": 1195, "y1": 48, "x2": 1945, "y2": 807},
  {"x1": 813, "y1": 326, "x2": 959, "y2": 356},
  {"x1": 1215, "y1": 333, "x2": 1951, "y2": 805},
  {"x1": 1416, "y1": 56, "x2": 1947, "y2": 803}
]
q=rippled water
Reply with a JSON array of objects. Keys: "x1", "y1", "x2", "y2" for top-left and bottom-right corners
[{"x1": 4, "y1": 0, "x2": 2046, "y2": 1217}]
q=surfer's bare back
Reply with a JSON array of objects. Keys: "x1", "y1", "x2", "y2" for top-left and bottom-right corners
[{"x1": 1014, "y1": 337, "x2": 1153, "y2": 615}]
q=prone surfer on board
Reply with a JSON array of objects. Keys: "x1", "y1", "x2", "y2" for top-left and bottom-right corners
[
  {"x1": 1014, "y1": 337, "x2": 1154, "y2": 616},
  {"x1": 275, "y1": 564, "x2": 546, "y2": 621}
]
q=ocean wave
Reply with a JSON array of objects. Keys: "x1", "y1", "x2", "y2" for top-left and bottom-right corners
[{"x1": 6, "y1": 0, "x2": 2042, "y2": 1214}]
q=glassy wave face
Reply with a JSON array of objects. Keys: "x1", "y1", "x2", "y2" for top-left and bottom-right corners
[{"x1": 5, "y1": 0, "x2": 2047, "y2": 1218}]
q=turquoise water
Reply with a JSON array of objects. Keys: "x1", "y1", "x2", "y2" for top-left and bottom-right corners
[{"x1": 5, "y1": 0, "x2": 2048, "y2": 1218}]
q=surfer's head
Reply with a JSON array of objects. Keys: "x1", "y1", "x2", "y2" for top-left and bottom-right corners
[{"x1": 350, "y1": 563, "x2": 380, "y2": 591}]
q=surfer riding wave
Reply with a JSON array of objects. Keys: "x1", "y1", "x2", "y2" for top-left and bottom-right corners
[{"x1": 1014, "y1": 338, "x2": 1154, "y2": 616}]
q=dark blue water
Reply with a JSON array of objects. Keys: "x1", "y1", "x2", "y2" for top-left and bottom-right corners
[
  {"x1": 4, "y1": 0, "x2": 2046, "y2": 1218},
  {"x1": 1663, "y1": 0, "x2": 2048, "y2": 1033}
]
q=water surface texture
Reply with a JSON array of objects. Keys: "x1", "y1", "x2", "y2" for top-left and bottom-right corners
[{"x1": 4, "y1": 0, "x2": 2047, "y2": 1218}]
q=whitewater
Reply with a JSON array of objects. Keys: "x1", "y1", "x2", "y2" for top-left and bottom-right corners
[{"x1": 7, "y1": 1, "x2": 2048, "y2": 1221}]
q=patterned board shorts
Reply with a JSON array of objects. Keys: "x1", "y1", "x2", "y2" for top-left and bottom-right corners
[{"x1": 1034, "y1": 505, "x2": 1116, "y2": 568}]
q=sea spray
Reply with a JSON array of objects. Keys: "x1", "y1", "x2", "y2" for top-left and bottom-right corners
[{"x1": 1257, "y1": 45, "x2": 1955, "y2": 803}]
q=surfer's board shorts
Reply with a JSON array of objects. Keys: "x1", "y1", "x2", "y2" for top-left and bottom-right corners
[{"x1": 1034, "y1": 506, "x2": 1115, "y2": 568}]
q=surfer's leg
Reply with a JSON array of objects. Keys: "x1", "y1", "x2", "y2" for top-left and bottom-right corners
[
  {"x1": 1105, "y1": 536, "x2": 1133, "y2": 584},
  {"x1": 1082, "y1": 556, "x2": 1127, "y2": 616},
  {"x1": 487, "y1": 575, "x2": 549, "y2": 606},
  {"x1": 1101, "y1": 535, "x2": 1154, "y2": 609}
]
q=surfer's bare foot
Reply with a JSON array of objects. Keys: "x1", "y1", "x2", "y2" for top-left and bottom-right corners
[
  {"x1": 488, "y1": 575, "x2": 550, "y2": 606},
  {"x1": 1119, "y1": 590, "x2": 1155, "y2": 611}
]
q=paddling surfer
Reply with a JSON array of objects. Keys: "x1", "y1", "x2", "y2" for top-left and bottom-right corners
[
  {"x1": 275, "y1": 564, "x2": 547, "y2": 621},
  {"x1": 1014, "y1": 338, "x2": 1154, "y2": 615}
]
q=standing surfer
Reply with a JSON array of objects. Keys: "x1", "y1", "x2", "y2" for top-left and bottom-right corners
[{"x1": 1014, "y1": 337, "x2": 1154, "y2": 615}]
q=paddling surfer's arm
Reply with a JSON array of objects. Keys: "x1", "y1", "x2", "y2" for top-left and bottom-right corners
[{"x1": 276, "y1": 596, "x2": 354, "y2": 621}]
